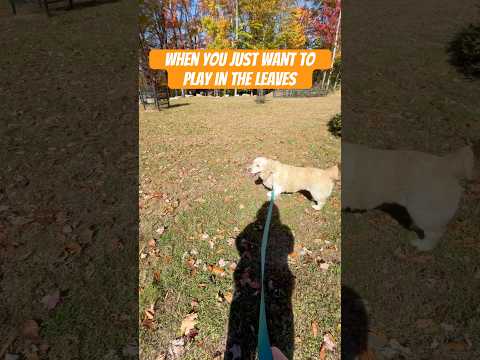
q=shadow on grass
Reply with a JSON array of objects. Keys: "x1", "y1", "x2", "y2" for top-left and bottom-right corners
[
  {"x1": 168, "y1": 103, "x2": 190, "y2": 108},
  {"x1": 66, "y1": 0, "x2": 121, "y2": 11},
  {"x1": 42, "y1": 0, "x2": 121, "y2": 16},
  {"x1": 342, "y1": 286, "x2": 369, "y2": 360},
  {"x1": 225, "y1": 202, "x2": 294, "y2": 360}
]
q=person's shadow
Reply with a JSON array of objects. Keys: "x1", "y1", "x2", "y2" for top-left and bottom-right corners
[
  {"x1": 341, "y1": 286, "x2": 369, "y2": 360},
  {"x1": 225, "y1": 202, "x2": 295, "y2": 360}
]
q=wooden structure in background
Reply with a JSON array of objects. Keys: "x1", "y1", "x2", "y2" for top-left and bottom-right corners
[{"x1": 139, "y1": 70, "x2": 170, "y2": 110}]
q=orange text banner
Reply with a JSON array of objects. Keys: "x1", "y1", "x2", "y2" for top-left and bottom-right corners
[{"x1": 149, "y1": 49, "x2": 332, "y2": 90}]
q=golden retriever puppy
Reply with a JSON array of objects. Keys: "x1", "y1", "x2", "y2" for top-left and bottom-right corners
[
  {"x1": 342, "y1": 142, "x2": 476, "y2": 251},
  {"x1": 248, "y1": 157, "x2": 339, "y2": 210}
]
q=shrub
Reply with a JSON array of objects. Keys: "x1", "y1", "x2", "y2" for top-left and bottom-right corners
[
  {"x1": 328, "y1": 113, "x2": 341, "y2": 137},
  {"x1": 447, "y1": 24, "x2": 480, "y2": 79}
]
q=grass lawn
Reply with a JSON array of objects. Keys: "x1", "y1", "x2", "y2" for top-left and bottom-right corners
[{"x1": 139, "y1": 94, "x2": 341, "y2": 359}]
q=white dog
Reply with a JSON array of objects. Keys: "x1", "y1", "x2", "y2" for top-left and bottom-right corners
[
  {"x1": 342, "y1": 142, "x2": 476, "y2": 251},
  {"x1": 248, "y1": 157, "x2": 339, "y2": 210}
]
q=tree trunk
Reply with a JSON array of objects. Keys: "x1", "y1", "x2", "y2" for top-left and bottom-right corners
[{"x1": 325, "y1": 11, "x2": 342, "y2": 91}]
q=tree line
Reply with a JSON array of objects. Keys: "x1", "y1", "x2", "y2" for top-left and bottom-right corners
[{"x1": 139, "y1": 0, "x2": 341, "y2": 93}]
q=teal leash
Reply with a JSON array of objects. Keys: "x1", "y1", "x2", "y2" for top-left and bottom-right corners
[{"x1": 257, "y1": 189, "x2": 275, "y2": 360}]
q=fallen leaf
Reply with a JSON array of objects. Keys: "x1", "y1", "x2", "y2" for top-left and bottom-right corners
[
  {"x1": 191, "y1": 299, "x2": 199, "y2": 310},
  {"x1": 322, "y1": 333, "x2": 336, "y2": 351},
  {"x1": 186, "y1": 327, "x2": 199, "y2": 341},
  {"x1": 180, "y1": 313, "x2": 198, "y2": 336},
  {"x1": 289, "y1": 251, "x2": 299, "y2": 259},
  {"x1": 22, "y1": 320, "x2": 40, "y2": 342},
  {"x1": 41, "y1": 289, "x2": 60, "y2": 311},
  {"x1": 153, "y1": 271, "x2": 161, "y2": 283},
  {"x1": 150, "y1": 191, "x2": 164, "y2": 199},
  {"x1": 155, "y1": 226, "x2": 165, "y2": 235},
  {"x1": 148, "y1": 239, "x2": 156, "y2": 248},
  {"x1": 208, "y1": 264, "x2": 226, "y2": 277},
  {"x1": 142, "y1": 318, "x2": 155, "y2": 329},
  {"x1": 224, "y1": 291, "x2": 233, "y2": 304},
  {"x1": 320, "y1": 263, "x2": 330, "y2": 271},
  {"x1": 186, "y1": 258, "x2": 196, "y2": 270},
  {"x1": 167, "y1": 338, "x2": 186, "y2": 359},
  {"x1": 446, "y1": 340, "x2": 468, "y2": 351},
  {"x1": 319, "y1": 345, "x2": 326, "y2": 360},
  {"x1": 65, "y1": 242, "x2": 82, "y2": 254},
  {"x1": 144, "y1": 304, "x2": 155, "y2": 320},
  {"x1": 228, "y1": 262, "x2": 237, "y2": 272},
  {"x1": 311, "y1": 321, "x2": 319, "y2": 338},
  {"x1": 25, "y1": 353, "x2": 39, "y2": 360},
  {"x1": 155, "y1": 352, "x2": 166, "y2": 360}
]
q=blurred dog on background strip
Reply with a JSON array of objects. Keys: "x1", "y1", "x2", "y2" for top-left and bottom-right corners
[
  {"x1": 248, "y1": 157, "x2": 339, "y2": 210},
  {"x1": 342, "y1": 141, "x2": 478, "y2": 251}
]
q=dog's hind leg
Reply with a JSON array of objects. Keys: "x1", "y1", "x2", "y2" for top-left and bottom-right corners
[
  {"x1": 409, "y1": 228, "x2": 445, "y2": 251},
  {"x1": 407, "y1": 184, "x2": 460, "y2": 251},
  {"x1": 310, "y1": 183, "x2": 333, "y2": 211},
  {"x1": 312, "y1": 200, "x2": 326, "y2": 211},
  {"x1": 267, "y1": 185, "x2": 283, "y2": 200}
]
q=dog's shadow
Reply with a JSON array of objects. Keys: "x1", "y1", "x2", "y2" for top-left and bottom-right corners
[
  {"x1": 255, "y1": 178, "x2": 314, "y2": 202},
  {"x1": 344, "y1": 203, "x2": 425, "y2": 239},
  {"x1": 225, "y1": 202, "x2": 295, "y2": 360}
]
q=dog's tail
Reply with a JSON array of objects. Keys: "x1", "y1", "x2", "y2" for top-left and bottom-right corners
[
  {"x1": 325, "y1": 163, "x2": 340, "y2": 181},
  {"x1": 445, "y1": 145, "x2": 475, "y2": 180}
]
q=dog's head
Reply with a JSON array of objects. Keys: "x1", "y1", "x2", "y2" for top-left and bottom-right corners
[{"x1": 247, "y1": 157, "x2": 277, "y2": 179}]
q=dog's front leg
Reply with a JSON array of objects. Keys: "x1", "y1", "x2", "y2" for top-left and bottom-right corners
[{"x1": 267, "y1": 185, "x2": 283, "y2": 200}]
